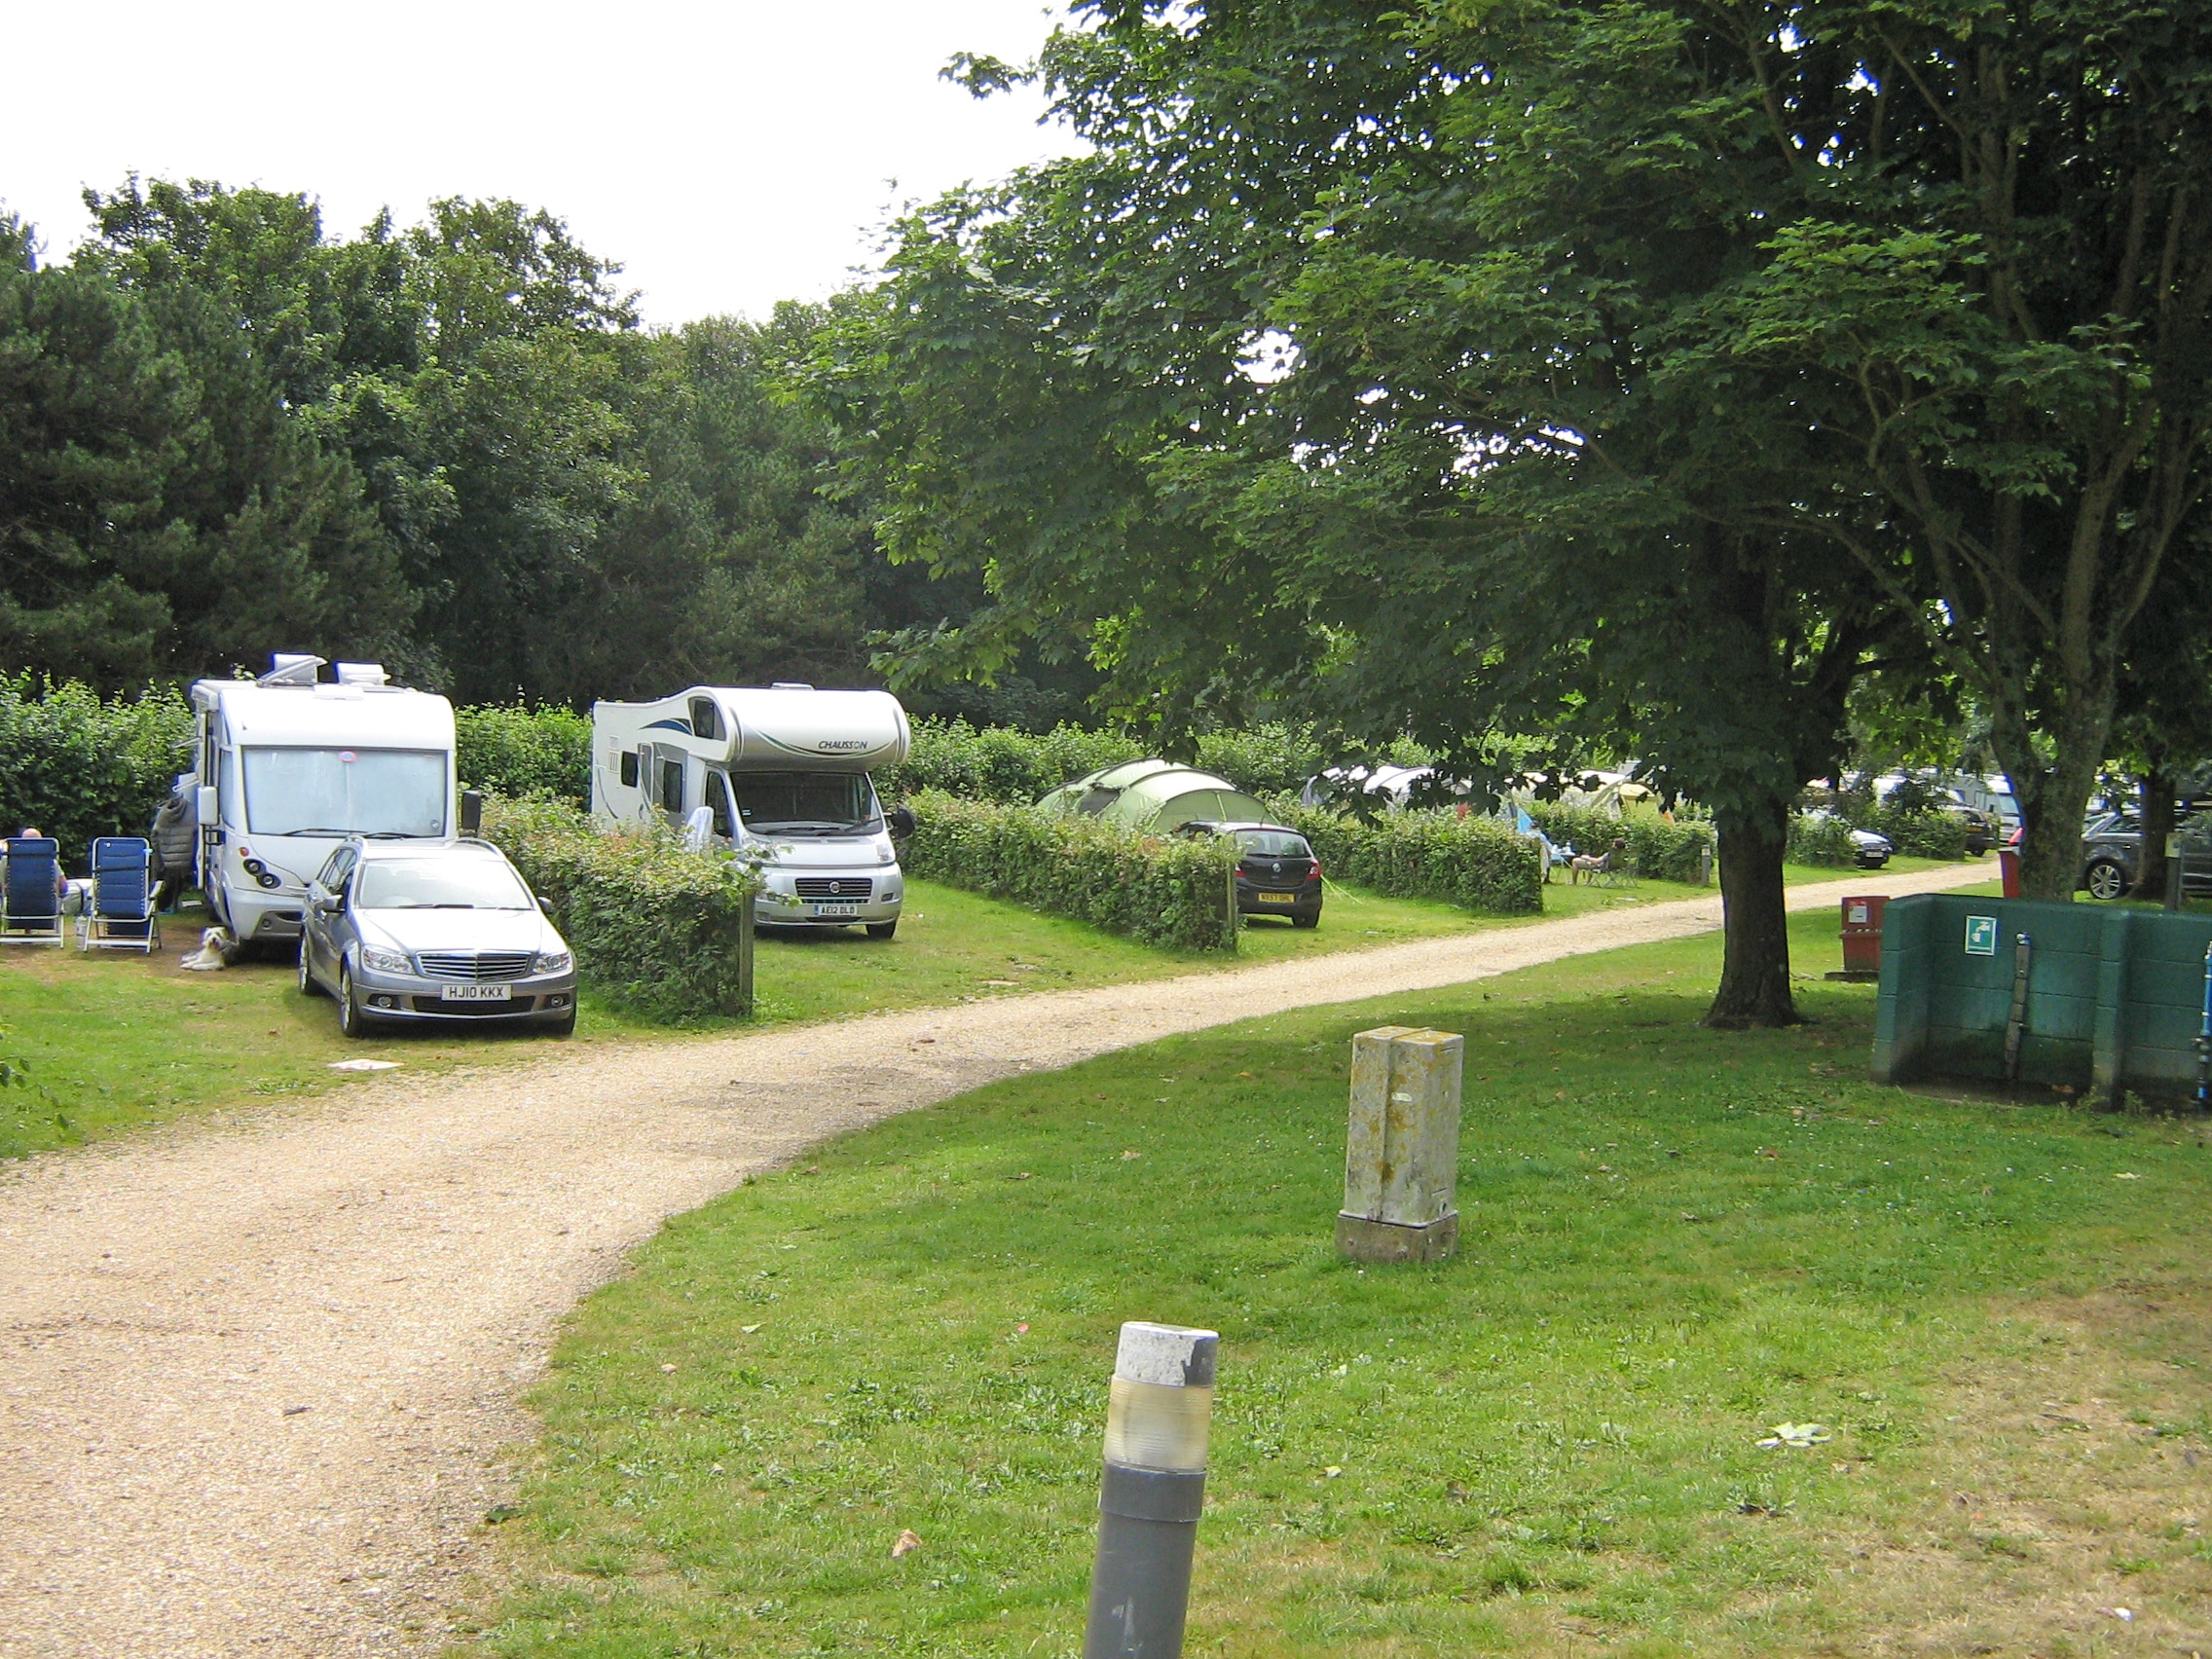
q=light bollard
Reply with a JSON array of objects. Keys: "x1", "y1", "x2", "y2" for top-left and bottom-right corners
[
  {"x1": 1337, "y1": 1024, "x2": 1463, "y2": 1264},
  {"x1": 1084, "y1": 1321, "x2": 1218, "y2": 1659}
]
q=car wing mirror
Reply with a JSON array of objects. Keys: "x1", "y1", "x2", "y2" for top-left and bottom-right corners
[
  {"x1": 886, "y1": 804, "x2": 916, "y2": 838},
  {"x1": 536, "y1": 896, "x2": 553, "y2": 915}
]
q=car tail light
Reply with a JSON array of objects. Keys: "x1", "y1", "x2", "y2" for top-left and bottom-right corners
[{"x1": 1309, "y1": 859, "x2": 1324, "y2": 879}]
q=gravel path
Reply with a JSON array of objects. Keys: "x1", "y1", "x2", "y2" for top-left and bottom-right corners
[{"x1": 0, "y1": 865, "x2": 1987, "y2": 1656}]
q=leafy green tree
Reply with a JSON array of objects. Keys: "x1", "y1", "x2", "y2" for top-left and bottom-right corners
[
  {"x1": 818, "y1": 2, "x2": 1918, "y2": 1022},
  {"x1": 1691, "y1": 0, "x2": 2212, "y2": 899},
  {"x1": 822, "y1": 0, "x2": 2212, "y2": 1024},
  {"x1": 2112, "y1": 543, "x2": 2212, "y2": 897},
  {"x1": 1, "y1": 203, "x2": 411, "y2": 687}
]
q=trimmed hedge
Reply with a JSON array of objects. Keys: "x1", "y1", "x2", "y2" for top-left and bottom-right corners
[
  {"x1": 901, "y1": 790, "x2": 1238, "y2": 950},
  {"x1": 0, "y1": 677, "x2": 194, "y2": 865},
  {"x1": 1860, "y1": 806, "x2": 1975, "y2": 861},
  {"x1": 456, "y1": 703, "x2": 593, "y2": 803},
  {"x1": 1522, "y1": 804, "x2": 1715, "y2": 884},
  {"x1": 1787, "y1": 808, "x2": 1975, "y2": 866},
  {"x1": 1786, "y1": 813, "x2": 1860, "y2": 866},
  {"x1": 480, "y1": 793, "x2": 759, "y2": 1019},
  {"x1": 1274, "y1": 804, "x2": 1543, "y2": 914}
]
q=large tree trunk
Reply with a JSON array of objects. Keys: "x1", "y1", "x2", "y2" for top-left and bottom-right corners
[
  {"x1": 1706, "y1": 800, "x2": 1798, "y2": 1029},
  {"x1": 1995, "y1": 680, "x2": 2117, "y2": 902},
  {"x1": 2140, "y1": 767, "x2": 2177, "y2": 903}
]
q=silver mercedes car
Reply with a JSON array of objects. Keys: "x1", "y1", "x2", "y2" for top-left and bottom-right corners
[{"x1": 299, "y1": 838, "x2": 578, "y2": 1037}]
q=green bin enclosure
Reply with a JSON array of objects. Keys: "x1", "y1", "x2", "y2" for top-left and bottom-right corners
[
  {"x1": 1870, "y1": 894, "x2": 2212, "y2": 1105},
  {"x1": 1035, "y1": 759, "x2": 1270, "y2": 833}
]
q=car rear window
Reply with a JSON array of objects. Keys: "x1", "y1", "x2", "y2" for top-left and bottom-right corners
[{"x1": 1235, "y1": 830, "x2": 1312, "y2": 858}]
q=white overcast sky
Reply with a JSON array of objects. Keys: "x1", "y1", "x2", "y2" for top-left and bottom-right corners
[{"x1": 3, "y1": 0, "x2": 1078, "y2": 326}]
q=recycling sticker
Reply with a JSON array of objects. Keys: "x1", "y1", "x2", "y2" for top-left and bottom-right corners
[{"x1": 1964, "y1": 915, "x2": 1999, "y2": 957}]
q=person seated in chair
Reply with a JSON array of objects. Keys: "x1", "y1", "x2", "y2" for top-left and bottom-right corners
[
  {"x1": 1569, "y1": 836, "x2": 1627, "y2": 884},
  {"x1": 14, "y1": 827, "x2": 78, "y2": 912}
]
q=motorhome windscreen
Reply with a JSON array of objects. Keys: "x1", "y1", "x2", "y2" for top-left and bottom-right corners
[
  {"x1": 242, "y1": 748, "x2": 446, "y2": 836},
  {"x1": 725, "y1": 771, "x2": 878, "y2": 835}
]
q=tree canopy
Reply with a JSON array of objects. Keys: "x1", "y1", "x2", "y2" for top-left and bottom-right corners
[
  {"x1": 813, "y1": 0, "x2": 2212, "y2": 1019},
  {"x1": 0, "y1": 178, "x2": 1088, "y2": 718}
]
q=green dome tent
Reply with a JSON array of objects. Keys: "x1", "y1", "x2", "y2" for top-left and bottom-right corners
[{"x1": 1036, "y1": 759, "x2": 1269, "y2": 832}]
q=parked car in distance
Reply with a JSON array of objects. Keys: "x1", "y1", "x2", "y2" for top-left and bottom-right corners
[
  {"x1": 1926, "y1": 792, "x2": 2001, "y2": 854},
  {"x1": 2077, "y1": 810, "x2": 2212, "y2": 901},
  {"x1": 1849, "y1": 827, "x2": 1895, "y2": 868},
  {"x1": 300, "y1": 837, "x2": 577, "y2": 1037},
  {"x1": 1177, "y1": 820, "x2": 1324, "y2": 927},
  {"x1": 1804, "y1": 808, "x2": 1894, "y2": 868}
]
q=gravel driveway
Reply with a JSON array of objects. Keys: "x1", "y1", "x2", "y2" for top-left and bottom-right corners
[{"x1": 0, "y1": 866, "x2": 1986, "y2": 1657}]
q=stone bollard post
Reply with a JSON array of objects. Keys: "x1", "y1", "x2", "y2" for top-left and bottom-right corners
[{"x1": 1336, "y1": 1025, "x2": 1462, "y2": 1263}]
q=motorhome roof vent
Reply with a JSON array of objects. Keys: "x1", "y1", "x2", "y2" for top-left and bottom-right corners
[
  {"x1": 258, "y1": 653, "x2": 325, "y2": 686},
  {"x1": 334, "y1": 662, "x2": 389, "y2": 687},
  {"x1": 770, "y1": 682, "x2": 815, "y2": 690}
]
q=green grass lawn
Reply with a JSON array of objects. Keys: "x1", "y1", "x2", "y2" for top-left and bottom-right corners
[
  {"x1": 0, "y1": 921, "x2": 671, "y2": 1158},
  {"x1": 0, "y1": 859, "x2": 1965, "y2": 1161},
  {"x1": 463, "y1": 905, "x2": 2212, "y2": 1659}
]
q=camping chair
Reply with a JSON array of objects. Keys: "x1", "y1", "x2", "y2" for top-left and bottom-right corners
[
  {"x1": 1, "y1": 838, "x2": 66, "y2": 946},
  {"x1": 1569, "y1": 840, "x2": 1636, "y2": 888},
  {"x1": 78, "y1": 836, "x2": 161, "y2": 953}
]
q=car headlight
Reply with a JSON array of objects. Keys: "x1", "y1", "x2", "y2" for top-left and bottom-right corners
[
  {"x1": 876, "y1": 841, "x2": 895, "y2": 865},
  {"x1": 534, "y1": 948, "x2": 572, "y2": 974},
  {"x1": 359, "y1": 945, "x2": 412, "y2": 975}
]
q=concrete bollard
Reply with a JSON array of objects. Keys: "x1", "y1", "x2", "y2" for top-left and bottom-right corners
[
  {"x1": 1084, "y1": 1321, "x2": 1217, "y2": 1659},
  {"x1": 1337, "y1": 1025, "x2": 1463, "y2": 1263}
]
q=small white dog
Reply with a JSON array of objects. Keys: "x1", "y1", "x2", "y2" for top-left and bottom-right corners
[{"x1": 179, "y1": 927, "x2": 239, "y2": 971}]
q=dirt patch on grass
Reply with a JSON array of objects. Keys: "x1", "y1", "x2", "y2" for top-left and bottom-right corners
[{"x1": 1832, "y1": 1284, "x2": 2212, "y2": 1657}]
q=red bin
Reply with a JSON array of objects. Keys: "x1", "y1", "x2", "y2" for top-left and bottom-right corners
[
  {"x1": 1997, "y1": 848, "x2": 2021, "y2": 899},
  {"x1": 1839, "y1": 894, "x2": 1889, "y2": 977}
]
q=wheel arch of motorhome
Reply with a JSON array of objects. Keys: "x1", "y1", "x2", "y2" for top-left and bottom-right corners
[{"x1": 590, "y1": 684, "x2": 913, "y2": 937}]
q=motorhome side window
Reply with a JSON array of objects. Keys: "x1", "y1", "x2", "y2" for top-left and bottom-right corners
[
  {"x1": 658, "y1": 758, "x2": 685, "y2": 816},
  {"x1": 688, "y1": 698, "x2": 724, "y2": 741},
  {"x1": 619, "y1": 752, "x2": 639, "y2": 789}
]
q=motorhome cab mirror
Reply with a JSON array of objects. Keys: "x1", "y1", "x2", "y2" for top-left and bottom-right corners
[
  {"x1": 460, "y1": 790, "x2": 484, "y2": 835},
  {"x1": 887, "y1": 805, "x2": 917, "y2": 839}
]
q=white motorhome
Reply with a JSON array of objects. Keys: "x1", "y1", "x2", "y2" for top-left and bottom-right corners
[
  {"x1": 191, "y1": 654, "x2": 459, "y2": 942},
  {"x1": 591, "y1": 684, "x2": 911, "y2": 937}
]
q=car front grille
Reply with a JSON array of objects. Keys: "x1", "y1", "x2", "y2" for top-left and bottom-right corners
[
  {"x1": 794, "y1": 877, "x2": 873, "y2": 900},
  {"x1": 415, "y1": 949, "x2": 536, "y2": 982},
  {"x1": 411, "y1": 995, "x2": 538, "y2": 1014}
]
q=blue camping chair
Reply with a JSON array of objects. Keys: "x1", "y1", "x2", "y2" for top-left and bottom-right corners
[
  {"x1": 79, "y1": 836, "x2": 161, "y2": 953},
  {"x1": 1, "y1": 838, "x2": 66, "y2": 946}
]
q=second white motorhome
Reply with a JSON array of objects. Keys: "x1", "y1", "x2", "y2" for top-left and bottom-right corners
[
  {"x1": 591, "y1": 684, "x2": 912, "y2": 937},
  {"x1": 191, "y1": 654, "x2": 460, "y2": 942}
]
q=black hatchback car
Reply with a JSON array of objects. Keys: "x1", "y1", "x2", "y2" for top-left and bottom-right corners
[{"x1": 1180, "y1": 821, "x2": 1324, "y2": 927}]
